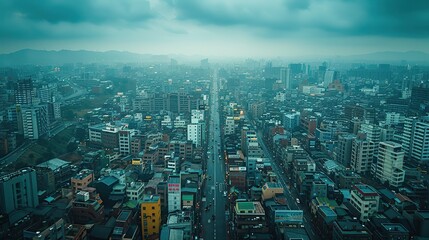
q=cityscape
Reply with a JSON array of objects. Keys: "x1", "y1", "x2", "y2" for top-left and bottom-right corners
[{"x1": 1, "y1": 1, "x2": 429, "y2": 240}]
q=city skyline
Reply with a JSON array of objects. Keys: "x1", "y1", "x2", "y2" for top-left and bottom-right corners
[{"x1": 1, "y1": 0, "x2": 429, "y2": 58}]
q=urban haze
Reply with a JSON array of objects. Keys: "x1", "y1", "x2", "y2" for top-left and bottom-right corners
[{"x1": 1, "y1": 1, "x2": 429, "y2": 240}]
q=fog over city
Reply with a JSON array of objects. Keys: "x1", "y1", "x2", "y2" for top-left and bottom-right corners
[{"x1": 1, "y1": 1, "x2": 429, "y2": 240}]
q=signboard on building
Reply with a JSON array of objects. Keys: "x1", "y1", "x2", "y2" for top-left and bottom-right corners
[
  {"x1": 274, "y1": 210, "x2": 304, "y2": 224},
  {"x1": 168, "y1": 183, "x2": 180, "y2": 192}
]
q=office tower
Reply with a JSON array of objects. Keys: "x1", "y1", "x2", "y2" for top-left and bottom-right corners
[
  {"x1": 15, "y1": 78, "x2": 34, "y2": 104},
  {"x1": 17, "y1": 104, "x2": 49, "y2": 140},
  {"x1": 351, "y1": 138, "x2": 376, "y2": 174},
  {"x1": 280, "y1": 67, "x2": 291, "y2": 89},
  {"x1": 402, "y1": 116, "x2": 429, "y2": 162},
  {"x1": 0, "y1": 168, "x2": 39, "y2": 214},
  {"x1": 141, "y1": 195, "x2": 161, "y2": 239},
  {"x1": 376, "y1": 141, "x2": 405, "y2": 187},
  {"x1": 335, "y1": 134, "x2": 356, "y2": 167},
  {"x1": 167, "y1": 175, "x2": 181, "y2": 213},
  {"x1": 323, "y1": 70, "x2": 338, "y2": 88}
]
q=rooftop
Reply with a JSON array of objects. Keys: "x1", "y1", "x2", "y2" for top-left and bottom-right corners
[
  {"x1": 37, "y1": 158, "x2": 69, "y2": 171},
  {"x1": 235, "y1": 201, "x2": 265, "y2": 215},
  {"x1": 117, "y1": 210, "x2": 132, "y2": 222},
  {"x1": 353, "y1": 184, "x2": 379, "y2": 197},
  {"x1": 381, "y1": 223, "x2": 408, "y2": 233},
  {"x1": 142, "y1": 195, "x2": 160, "y2": 203}
]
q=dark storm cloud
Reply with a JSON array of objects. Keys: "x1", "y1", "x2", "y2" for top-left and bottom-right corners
[
  {"x1": 166, "y1": 0, "x2": 429, "y2": 37},
  {"x1": 0, "y1": 0, "x2": 154, "y2": 41},
  {"x1": 3, "y1": 0, "x2": 153, "y2": 24}
]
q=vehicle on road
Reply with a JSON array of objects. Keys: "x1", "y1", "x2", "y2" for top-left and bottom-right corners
[{"x1": 296, "y1": 198, "x2": 300, "y2": 204}]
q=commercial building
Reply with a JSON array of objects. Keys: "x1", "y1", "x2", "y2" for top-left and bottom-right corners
[
  {"x1": 141, "y1": 195, "x2": 161, "y2": 239},
  {"x1": 376, "y1": 141, "x2": 405, "y2": 187},
  {"x1": 332, "y1": 219, "x2": 371, "y2": 240},
  {"x1": 402, "y1": 116, "x2": 429, "y2": 162},
  {"x1": 349, "y1": 184, "x2": 380, "y2": 222},
  {"x1": 0, "y1": 168, "x2": 39, "y2": 214},
  {"x1": 71, "y1": 169, "x2": 94, "y2": 193},
  {"x1": 234, "y1": 201, "x2": 268, "y2": 239},
  {"x1": 334, "y1": 134, "x2": 356, "y2": 167},
  {"x1": 167, "y1": 175, "x2": 181, "y2": 213},
  {"x1": 17, "y1": 104, "x2": 49, "y2": 140},
  {"x1": 351, "y1": 138, "x2": 376, "y2": 174}
]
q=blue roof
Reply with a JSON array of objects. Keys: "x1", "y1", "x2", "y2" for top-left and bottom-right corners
[{"x1": 100, "y1": 176, "x2": 119, "y2": 186}]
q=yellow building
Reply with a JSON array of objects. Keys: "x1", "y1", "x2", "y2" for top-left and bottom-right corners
[{"x1": 141, "y1": 195, "x2": 161, "y2": 239}]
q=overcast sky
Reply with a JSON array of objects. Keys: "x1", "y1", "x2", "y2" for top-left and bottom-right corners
[{"x1": 1, "y1": 0, "x2": 429, "y2": 58}]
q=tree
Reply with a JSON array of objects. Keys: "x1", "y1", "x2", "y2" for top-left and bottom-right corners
[{"x1": 66, "y1": 142, "x2": 78, "y2": 153}]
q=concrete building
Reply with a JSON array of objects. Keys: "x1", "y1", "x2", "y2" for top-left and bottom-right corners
[
  {"x1": 261, "y1": 182, "x2": 284, "y2": 201},
  {"x1": 15, "y1": 78, "x2": 34, "y2": 104},
  {"x1": 167, "y1": 175, "x2": 181, "y2": 213},
  {"x1": 224, "y1": 116, "x2": 235, "y2": 135},
  {"x1": 0, "y1": 167, "x2": 39, "y2": 214},
  {"x1": 402, "y1": 116, "x2": 429, "y2": 162},
  {"x1": 187, "y1": 123, "x2": 203, "y2": 147},
  {"x1": 350, "y1": 184, "x2": 380, "y2": 222},
  {"x1": 126, "y1": 181, "x2": 145, "y2": 201},
  {"x1": 141, "y1": 195, "x2": 161, "y2": 239},
  {"x1": 234, "y1": 201, "x2": 268, "y2": 239},
  {"x1": 334, "y1": 134, "x2": 356, "y2": 167},
  {"x1": 71, "y1": 169, "x2": 94, "y2": 193},
  {"x1": 283, "y1": 112, "x2": 300, "y2": 131},
  {"x1": 17, "y1": 104, "x2": 49, "y2": 140},
  {"x1": 23, "y1": 218, "x2": 65, "y2": 240},
  {"x1": 69, "y1": 190, "x2": 104, "y2": 224},
  {"x1": 351, "y1": 138, "x2": 376, "y2": 174},
  {"x1": 280, "y1": 67, "x2": 291, "y2": 89},
  {"x1": 118, "y1": 129, "x2": 137, "y2": 155},
  {"x1": 332, "y1": 219, "x2": 371, "y2": 240},
  {"x1": 376, "y1": 141, "x2": 405, "y2": 187}
]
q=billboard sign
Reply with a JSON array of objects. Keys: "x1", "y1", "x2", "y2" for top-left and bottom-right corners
[{"x1": 274, "y1": 210, "x2": 303, "y2": 224}]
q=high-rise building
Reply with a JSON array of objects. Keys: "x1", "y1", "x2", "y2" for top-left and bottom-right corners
[
  {"x1": 335, "y1": 134, "x2": 356, "y2": 167},
  {"x1": 410, "y1": 86, "x2": 429, "y2": 112},
  {"x1": 0, "y1": 168, "x2": 39, "y2": 214},
  {"x1": 187, "y1": 123, "x2": 203, "y2": 147},
  {"x1": 280, "y1": 67, "x2": 291, "y2": 89},
  {"x1": 376, "y1": 141, "x2": 405, "y2": 187},
  {"x1": 17, "y1": 104, "x2": 49, "y2": 140},
  {"x1": 402, "y1": 116, "x2": 429, "y2": 162},
  {"x1": 141, "y1": 195, "x2": 161, "y2": 239},
  {"x1": 118, "y1": 129, "x2": 137, "y2": 155},
  {"x1": 351, "y1": 139, "x2": 375, "y2": 174},
  {"x1": 15, "y1": 78, "x2": 34, "y2": 104},
  {"x1": 360, "y1": 123, "x2": 381, "y2": 144},
  {"x1": 323, "y1": 70, "x2": 338, "y2": 88},
  {"x1": 167, "y1": 175, "x2": 181, "y2": 213}
]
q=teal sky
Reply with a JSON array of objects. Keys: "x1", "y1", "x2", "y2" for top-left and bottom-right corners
[{"x1": 1, "y1": 0, "x2": 429, "y2": 58}]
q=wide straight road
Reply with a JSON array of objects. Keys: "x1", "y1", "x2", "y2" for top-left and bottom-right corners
[
  {"x1": 202, "y1": 70, "x2": 227, "y2": 240},
  {"x1": 256, "y1": 130, "x2": 319, "y2": 240}
]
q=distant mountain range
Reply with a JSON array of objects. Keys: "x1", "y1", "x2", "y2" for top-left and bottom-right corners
[
  {"x1": 0, "y1": 49, "x2": 428, "y2": 66},
  {"x1": 0, "y1": 49, "x2": 170, "y2": 66},
  {"x1": 335, "y1": 51, "x2": 429, "y2": 64}
]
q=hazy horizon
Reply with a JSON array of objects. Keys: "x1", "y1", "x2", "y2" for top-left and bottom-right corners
[{"x1": 1, "y1": 0, "x2": 429, "y2": 58}]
